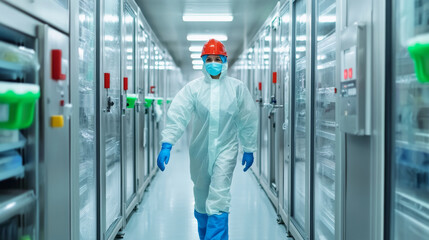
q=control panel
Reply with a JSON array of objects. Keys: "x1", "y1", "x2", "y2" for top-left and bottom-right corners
[{"x1": 339, "y1": 23, "x2": 371, "y2": 135}]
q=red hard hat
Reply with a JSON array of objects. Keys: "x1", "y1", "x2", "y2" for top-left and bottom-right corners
[{"x1": 201, "y1": 39, "x2": 227, "y2": 57}]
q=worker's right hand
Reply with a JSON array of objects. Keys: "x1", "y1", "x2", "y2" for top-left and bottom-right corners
[{"x1": 157, "y1": 143, "x2": 172, "y2": 171}]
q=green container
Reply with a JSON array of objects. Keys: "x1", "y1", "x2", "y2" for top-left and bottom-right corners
[
  {"x1": 157, "y1": 99, "x2": 163, "y2": 106},
  {"x1": 0, "y1": 83, "x2": 40, "y2": 129},
  {"x1": 126, "y1": 94, "x2": 138, "y2": 109},
  {"x1": 166, "y1": 99, "x2": 172, "y2": 104},
  {"x1": 408, "y1": 35, "x2": 429, "y2": 83},
  {"x1": 144, "y1": 97, "x2": 154, "y2": 108},
  {"x1": 20, "y1": 235, "x2": 31, "y2": 240}
]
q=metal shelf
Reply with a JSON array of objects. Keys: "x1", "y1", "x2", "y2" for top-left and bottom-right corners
[
  {"x1": 322, "y1": 184, "x2": 335, "y2": 200},
  {"x1": 317, "y1": 59, "x2": 335, "y2": 70},
  {"x1": 320, "y1": 205, "x2": 335, "y2": 234},
  {"x1": 296, "y1": 125, "x2": 306, "y2": 133},
  {"x1": 316, "y1": 157, "x2": 336, "y2": 181},
  {"x1": 317, "y1": 33, "x2": 336, "y2": 53},
  {"x1": 0, "y1": 132, "x2": 26, "y2": 153},
  {"x1": 396, "y1": 140, "x2": 429, "y2": 154},
  {"x1": 395, "y1": 188, "x2": 429, "y2": 226},
  {"x1": 0, "y1": 190, "x2": 36, "y2": 224},
  {"x1": 0, "y1": 166, "x2": 24, "y2": 182},
  {"x1": 317, "y1": 120, "x2": 337, "y2": 128},
  {"x1": 316, "y1": 129, "x2": 336, "y2": 141}
]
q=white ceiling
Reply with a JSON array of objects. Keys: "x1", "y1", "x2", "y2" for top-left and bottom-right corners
[{"x1": 136, "y1": 0, "x2": 279, "y2": 79}]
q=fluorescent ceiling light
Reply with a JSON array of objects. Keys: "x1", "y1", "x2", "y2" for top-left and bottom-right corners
[
  {"x1": 183, "y1": 14, "x2": 233, "y2": 22},
  {"x1": 191, "y1": 53, "x2": 202, "y2": 59},
  {"x1": 192, "y1": 60, "x2": 204, "y2": 65},
  {"x1": 187, "y1": 34, "x2": 228, "y2": 41},
  {"x1": 189, "y1": 46, "x2": 203, "y2": 52},
  {"x1": 193, "y1": 65, "x2": 203, "y2": 70}
]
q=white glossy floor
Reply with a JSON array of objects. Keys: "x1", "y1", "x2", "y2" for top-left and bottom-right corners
[{"x1": 121, "y1": 146, "x2": 289, "y2": 240}]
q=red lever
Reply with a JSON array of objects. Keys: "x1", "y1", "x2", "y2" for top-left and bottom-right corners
[
  {"x1": 104, "y1": 73, "x2": 110, "y2": 89},
  {"x1": 52, "y1": 49, "x2": 66, "y2": 80},
  {"x1": 272, "y1": 72, "x2": 277, "y2": 84},
  {"x1": 150, "y1": 86, "x2": 155, "y2": 94},
  {"x1": 258, "y1": 82, "x2": 262, "y2": 91},
  {"x1": 123, "y1": 77, "x2": 128, "y2": 91}
]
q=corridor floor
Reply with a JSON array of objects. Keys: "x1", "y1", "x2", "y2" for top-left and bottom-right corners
[{"x1": 121, "y1": 147, "x2": 289, "y2": 240}]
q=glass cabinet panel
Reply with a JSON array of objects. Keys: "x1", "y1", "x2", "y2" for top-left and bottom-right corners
[
  {"x1": 279, "y1": 4, "x2": 291, "y2": 212},
  {"x1": 78, "y1": 0, "x2": 97, "y2": 238},
  {"x1": 124, "y1": 7, "x2": 136, "y2": 205},
  {"x1": 314, "y1": 0, "x2": 337, "y2": 239},
  {"x1": 391, "y1": 0, "x2": 429, "y2": 239},
  {"x1": 103, "y1": 0, "x2": 122, "y2": 232},
  {"x1": 292, "y1": 0, "x2": 308, "y2": 233}
]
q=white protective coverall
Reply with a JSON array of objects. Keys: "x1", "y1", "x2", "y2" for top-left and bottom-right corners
[{"x1": 161, "y1": 62, "x2": 258, "y2": 215}]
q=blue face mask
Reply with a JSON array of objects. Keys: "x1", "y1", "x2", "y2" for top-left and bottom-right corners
[{"x1": 205, "y1": 62, "x2": 223, "y2": 76}]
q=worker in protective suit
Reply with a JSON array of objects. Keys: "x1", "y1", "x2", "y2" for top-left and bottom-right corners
[{"x1": 157, "y1": 39, "x2": 258, "y2": 240}]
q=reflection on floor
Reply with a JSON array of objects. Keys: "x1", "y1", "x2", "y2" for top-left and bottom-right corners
[{"x1": 121, "y1": 147, "x2": 289, "y2": 240}]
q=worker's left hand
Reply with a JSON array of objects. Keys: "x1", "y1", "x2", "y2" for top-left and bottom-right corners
[{"x1": 242, "y1": 152, "x2": 254, "y2": 172}]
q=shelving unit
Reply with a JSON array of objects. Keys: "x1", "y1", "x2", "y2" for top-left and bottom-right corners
[
  {"x1": 0, "y1": 23, "x2": 39, "y2": 239},
  {"x1": 0, "y1": 190, "x2": 36, "y2": 224}
]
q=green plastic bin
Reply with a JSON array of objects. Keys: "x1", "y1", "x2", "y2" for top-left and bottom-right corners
[
  {"x1": 408, "y1": 35, "x2": 429, "y2": 83},
  {"x1": 157, "y1": 98, "x2": 163, "y2": 106},
  {"x1": 0, "y1": 82, "x2": 40, "y2": 129},
  {"x1": 126, "y1": 94, "x2": 138, "y2": 109},
  {"x1": 144, "y1": 97, "x2": 154, "y2": 108}
]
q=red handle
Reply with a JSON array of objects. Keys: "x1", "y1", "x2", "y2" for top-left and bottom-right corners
[
  {"x1": 150, "y1": 86, "x2": 155, "y2": 94},
  {"x1": 123, "y1": 77, "x2": 128, "y2": 91},
  {"x1": 104, "y1": 73, "x2": 110, "y2": 89},
  {"x1": 258, "y1": 82, "x2": 262, "y2": 91},
  {"x1": 272, "y1": 72, "x2": 277, "y2": 84},
  {"x1": 52, "y1": 49, "x2": 66, "y2": 80}
]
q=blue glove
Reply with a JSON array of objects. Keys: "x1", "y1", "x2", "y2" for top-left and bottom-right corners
[
  {"x1": 242, "y1": 152, "x2": 254, "y2": 172},
  {"x1": 157, "y1": 143, "x2": 172, "y2": 171}
]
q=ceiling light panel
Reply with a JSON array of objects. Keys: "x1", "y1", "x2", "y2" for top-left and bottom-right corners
[
  {"x1": 183, "y1": 14, "x2": 233, "y2": 22},
  {"x1": 191, "y1": 53, "x2": 202, "y2": 59},
  {"x1": 192, "y1": 60, "x2": 204, "y2": 65},
  {"x1": 187, "y1": 34, "x2": 228, "y2": 41},
  {"x1": 189, "y1": 46, "x2": 203, "y2": 52}
]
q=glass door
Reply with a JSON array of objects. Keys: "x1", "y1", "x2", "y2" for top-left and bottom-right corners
[
  {"x1": 390, "y1": 0, "x2": 429, "y2": 239},
  {"x1": 313, "y1": 0, "x2": 337, "y2": 239},
  {"x1": 102, "y1": 0, "x2": 122, "y2": 234},
  {"x1": 292, "y1": 0, "x2": 308, "y2": 236},
  {"x1": 279, "y1": 2, "x2": 291, "y2": 214},
  {"x1": 123, "y1": 4, "x2": 136, "y2": 207},
  {"x1": 260, "y1": 29, "x2": 271, "y2": 184},
  {"x1": 136, "y1": 24, "x2": 147, "y2": 191},
  {"x1": 78, "y1": 0, "x2": 97, "y2": 238}
]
